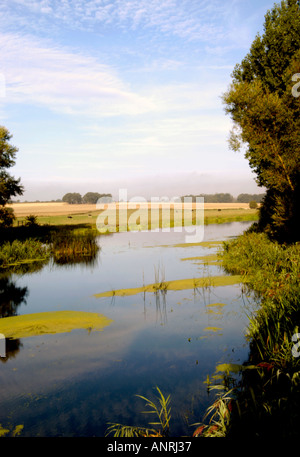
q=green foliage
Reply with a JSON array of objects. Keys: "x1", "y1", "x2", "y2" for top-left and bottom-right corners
[
  {"x1": 62, "y1": 192, "x2": 113, "y2": 204},
  {"x1": 82, "y1": 192, "x2": 112, "y2": 204},
  {"x1": 249, "y1": 200, "x2": 258, "y2": 209},
  {"x1": 237, "y1": 193, "x2": 265, "y2": 203},
  {"x1": 0, "y1": 207, "x2": 15, "y2": 228},
  {"x1": 193, "y1": 388, "x2": 234, "y2": 437},
  {"x1": 215, "y1": 231, "x2": 300, "y2": 437},
  {"x1": 24, "y1": 214, "x2": 38, "y2": 227},
  {"x1": 181, "y1": 193, "x2": 234, "y2": 203},
  {"x1": 0, "y1": 239, "x2": 50, "y2": 269},
  {"x1": 0, "y1": 126, "x2": 23, "y2": 226},
  {"x1": 62, "y1": 192, "x2": 82, "y2": 204},
  {"x1": 50, "y1": 228, "x2": 99, "y2": 264},
  {"x1": 222, "y1": 0, "x2": 300, "y2": 242},
  {"x1": 106, "y1": 386, "x2": 171, "y2": 437}
]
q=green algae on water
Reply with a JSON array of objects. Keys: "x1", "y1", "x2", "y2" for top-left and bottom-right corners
[
  {"x1": 206, "y1": 302, "x2": 227, "y2": 308},
  {"x1": 0, "y1": 310, "x2": 113, "y2": 339},
  {"x1": 180, "y1": 254, "x2": 221, "y2": 265},
  {"x1": 94, "y1": 275, "x2": 244, "y2": 298},
  {"x1": 203, "y1": 326, "x2": 223, "y2": 332}
]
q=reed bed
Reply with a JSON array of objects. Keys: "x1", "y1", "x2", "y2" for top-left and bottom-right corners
[
  {"x1": 0, "y1": 239, "x2": 50, "y2": 269},
  {"x1": 202, "y1": 230, "x2": 300, "y2": 438},
  {"x1": 50, "y1": 229, "x2": 99, "y2": 264}
]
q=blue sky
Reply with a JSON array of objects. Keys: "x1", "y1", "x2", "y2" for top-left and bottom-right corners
[{"x1": 0, "y1": 0, "x2": 276, "y2": 201}]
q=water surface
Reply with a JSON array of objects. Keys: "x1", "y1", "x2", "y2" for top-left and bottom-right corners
[{"x1": 0, "y1": 221, "x2": 252, "y2": 436}]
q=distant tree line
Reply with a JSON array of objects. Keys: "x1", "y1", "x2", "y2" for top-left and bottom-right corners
[
  {"x1": 181, "y1": 193, "x2": 234, "y2": 203},
  {"x1": 180, "y1": 193, "x2": 265, "y2": 203},
  {"x1": 62, "y1": 192, "x2": 112, "y2": 204},
  {"x1": 236, "y1": 193, "x2": 265, "y2": 203}
]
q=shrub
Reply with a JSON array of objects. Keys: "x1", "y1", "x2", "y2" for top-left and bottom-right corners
[
  {"x1": 0, "y1": 207, "x2": 15, "y2": 228},
  {"x1": 249, "y1": 200, "x2": 258, "y2": 209}
]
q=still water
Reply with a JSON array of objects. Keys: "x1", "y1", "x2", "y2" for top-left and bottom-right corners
[{"x1": 0, "y1": 221, "x2": 253, "y2": 437}]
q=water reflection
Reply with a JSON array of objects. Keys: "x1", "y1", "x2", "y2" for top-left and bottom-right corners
[
  {"x1": 0, "y1": 274, "x2": 28, "y2": 362},
  {"x1": 0, "y1": 274, "x2": 28, "y2": 318},
  {"x1": 0, "y1": 222, "x2": 253, "y2": 436}
]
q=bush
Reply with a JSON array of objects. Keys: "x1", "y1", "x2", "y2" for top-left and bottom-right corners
[
  {"x1": 0, "y1": 207, "x2": 15, "y2": 228},
  {"x1": 24, "y1": 214, "x2": 38, "y2": 227},
  {"x1": 249, "y1": 200, "x2": 258, "y2": 209}
]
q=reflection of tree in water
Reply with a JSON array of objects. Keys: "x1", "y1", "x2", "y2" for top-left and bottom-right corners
[
  {"x1": 0, "y1": 274, "x2": 28, "y2": 362},
  {"x1": 0, "y1": 274, "x2": 28, "y2": 318}
]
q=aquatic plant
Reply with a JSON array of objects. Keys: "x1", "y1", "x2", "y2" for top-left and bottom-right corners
[
  {"x1": 193, "y1": 387, "x2": 234, "y2": 437},
  {"x1": 0, "y1": 238, "x2": 50, "y2": 269},
  {"x1": 207, "y1": 231, "x2": 300, "y2": 438},
  {"x1": 106, "y1": 386, "x2": 171, "y2": 437},
  {"x1": 0, "y1": 310, "x2": 113, "y2": 339},
  {"x1": 0, "y1": 423, "x2": 23, "y2": 437},
  {"x1": 50, "y1": 228, "x2": 99, "y2": 264}
]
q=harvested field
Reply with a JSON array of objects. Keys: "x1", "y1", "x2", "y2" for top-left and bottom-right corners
[
  {"x1": 7, "y1": 202, "x2": 97, "y2": 217},
  {"x1": 8, "y1": 201, "x2": 252, "y2": 217}
]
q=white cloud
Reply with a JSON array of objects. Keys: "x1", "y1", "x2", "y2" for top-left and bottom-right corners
[
  {"x1": 0, "y1": 32, "x2": 156, "y2": 117},
  {"x1": 2, "y1": 0, "x2": 238, "y2": 43}
]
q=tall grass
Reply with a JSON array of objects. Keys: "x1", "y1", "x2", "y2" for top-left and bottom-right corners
[
  {"x1": 50, "y1": 228, "x2": 99, "y2": 264},
  {"x1": 0, "y1": 224, "x2": 100, "y2": 269},
  {"x1": 106, "y1": 387, "x2": 171, "y2": 437},
  {"x1": 0, "y1": 239, "x2": 50, "y2": 269}
]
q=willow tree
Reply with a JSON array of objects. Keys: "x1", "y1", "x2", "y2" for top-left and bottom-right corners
[
  {"x1": 223, "y1": 0, "x2": 300, "y2": 242},
  {"x1": 0, "y1": 126, "x2": 24, "y2": 227}
]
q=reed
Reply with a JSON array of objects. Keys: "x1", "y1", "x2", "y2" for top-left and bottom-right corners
[
  {"x1": 49, "y1": 228, "x2": 99, "y2": 263},
  {"x1": 204, "y1": 231, "x2": 300, "y2": 438},
  {"x1": 106, "y1": 386, "x2": 171, "y2": 437},
  {"x1": 0, "y1": 238, "x2": 50, "y2": 269}
]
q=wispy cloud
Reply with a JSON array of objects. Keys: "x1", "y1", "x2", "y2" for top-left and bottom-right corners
[
  {"x1": 0, "y1": 32, "x2": 156, "y2": 117},
  {"x1": 1, "y1": 0, "x2": 237, "y2": 43}
]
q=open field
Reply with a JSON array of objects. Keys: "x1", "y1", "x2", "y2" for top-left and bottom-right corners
[
  {"x1": 7, "y1": 201, "x2": 259, "y2": 229},
  {"x1": 8, "y1": 201, "x2": 253, "y2": 216},
  {"x1": 7, "y1": 202, "x2": 97, "y2": 216}
]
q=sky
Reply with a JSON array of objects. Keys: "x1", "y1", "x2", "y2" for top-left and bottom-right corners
[{"x1": 0, "y1": 0, "x2": 277, "y2": 201}]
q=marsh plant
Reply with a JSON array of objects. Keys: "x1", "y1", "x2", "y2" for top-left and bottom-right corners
[
  {"x1": 105, "y1": 387, "x2": 171, "y2": 437},
  {"x1": 50, "y1": 228, "x2": 99, "y2": 264},
  {"x1": 153, "y1": 263, "x2": 168, "y2": 292},
  {"x1": 0, "y1": 239, "x2": 50, "y2": 269},
  {"x1": 213, "y1": 230, "x2": 300, "y2": 438},
  {"x1": 193, "y1": 387, "x2": 234, "y2": 437}
]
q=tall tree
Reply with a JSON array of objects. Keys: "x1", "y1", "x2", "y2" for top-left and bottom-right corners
[
  {"x1": 222, "y1": 0, "x2": 300, "y2": 242},
  {"x1": 0, "y1": 126, "x2": 24, "y2": 227}
]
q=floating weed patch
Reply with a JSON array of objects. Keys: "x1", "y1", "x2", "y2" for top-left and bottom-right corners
[
  {"x1": 156, "y1": 240, "x2": 224, "y2": 249},
  {"x1": 207, "y1": 302, "x2": 227, "y2": 308},
  {"x1": 94, "y1": 275, "x2": 243, "y2": 298},
  {"x1": 180, "y1": 254, "x2": 221, "y2": 265},
  {"x1": 203, "y1": 326, "x2": 223, "y2": 332},
  {"x1": 0, "y1": 310, "x2": 113, "y2": 339},
  {"x1": 215, "y1": 363, "x2": 257, "y2": 374}
]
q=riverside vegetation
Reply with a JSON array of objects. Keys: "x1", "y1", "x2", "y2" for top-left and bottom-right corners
[
  {"x1": 0, "y1": 220, "x2": 99, "y2": 272},
  {"x1": 191, "y1": 227, "x2": 300, "y2": 438}
]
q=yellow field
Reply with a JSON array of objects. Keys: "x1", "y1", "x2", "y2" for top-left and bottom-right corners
[{"x1": 8, "y1": 201, "x2": 251, "y2": 217}]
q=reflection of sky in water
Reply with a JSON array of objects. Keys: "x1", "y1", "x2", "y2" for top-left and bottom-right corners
[{"x1": 0, "y1": 222, "x2": 253, "y2": 436}]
